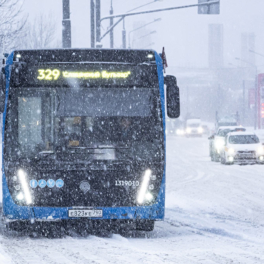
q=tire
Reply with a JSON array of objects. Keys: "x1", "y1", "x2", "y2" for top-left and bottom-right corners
[
  {"x1": 6, "y1": 221, "x2": 28, "y2": 232},
  {"x1": 211, "y1": 151, "x2": 218, "y2": 162},
  {"x1": 136, "y1": 220, "x2": 155, "y2": 231},
  {"x1": 214, "y1": 154, "x2": 220, "y2": 162},
  {"x1": 220, "y1": 156, "x2": 225, "y2": 164},
  {"x1": 223, "y1": 155, "x2": 229, "y2": 165}
]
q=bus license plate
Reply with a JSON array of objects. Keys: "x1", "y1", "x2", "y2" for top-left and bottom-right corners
[{"x1": 68, "y1": 209, "x2": 103, "y2": 218}]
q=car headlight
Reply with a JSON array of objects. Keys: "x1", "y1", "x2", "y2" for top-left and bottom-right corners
[
  {"x1": 176, "y1": 129, "x2": 184, "y2": 135},
  {"x1": 226, "y1": 148, "x2": 235, "y2": 155},
  {"x1": 198, "y1": 127, "x2": 203, "y2": 133},
  {"x1": 257, "y1": 146, "x2": 264, "y2": 155},
  {"x1": 176, "y1": 129, "x2": 182, "y2": 135},
  {"x1": 186, "y1": 128, "x2": 191, "y2": 134},
  {"x1": 214, "y1": 139, "x2": 225, "y2": 150}
]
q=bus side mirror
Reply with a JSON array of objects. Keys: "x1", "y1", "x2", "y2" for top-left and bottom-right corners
[{"x1": 165, "y1": 75, "x2": 180, "y2": 118}]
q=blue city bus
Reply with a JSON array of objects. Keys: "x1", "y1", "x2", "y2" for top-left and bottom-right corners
[{"x1": 0, "y1": 49, "x2": 179, "y2": 235}]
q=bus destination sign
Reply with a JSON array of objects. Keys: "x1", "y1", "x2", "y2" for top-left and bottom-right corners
[{"x1": 37, "y1": 69, "x2": 131, "y2": 81}]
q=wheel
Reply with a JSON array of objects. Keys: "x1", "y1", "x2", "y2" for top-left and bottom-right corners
[
  {"x1": 220, "y1": 156, "x2": 225, "y2": 164},
  {"x1": 4, "y1": 221, "x2": 30, "y2": 236},
  {"x1": 136, "y1": 220, "x2": 155, "y2": 231},
  {"x1": 212, "y1": 151, "x2": 219, "y2": 162},
  {"x1": 210, "y1": 149, "x2": 215, "y2": 161},
  {"x1": 214, "y1": 154, "x2": 220, "y2": 162},
  {"x1": 222, "y1": 155, "x2": 229, "y2": 165}
]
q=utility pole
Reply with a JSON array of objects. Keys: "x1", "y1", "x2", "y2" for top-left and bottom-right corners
[
  {"x1": 243, "y1": 80, "x2": 245, "y2": 124},
  {"x1": 110, "y1": 0, "x2": 114, "y2": 48},
  {"x1": 91, "y1": 0, "x2": 95, "y2": 48},
  {"x1": 99, "y1": 0, "x2": 219, "y2": 47},
  {"x1": 62, "y1": 0, "x2": 71, "y2": 48},
  {"x1": 122, "y1": 19, "x2": 126, "y2": 49},
  {"x1": 95, "y1": 0, "x2": 101, "y2": 47},
  {"x1": 235, "y1": 57, "x2": 258, "y2": 129}
]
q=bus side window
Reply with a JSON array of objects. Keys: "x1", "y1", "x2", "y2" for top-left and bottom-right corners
[{"x1": 0, "y1": 68, "x2": 5, "y2": 113}]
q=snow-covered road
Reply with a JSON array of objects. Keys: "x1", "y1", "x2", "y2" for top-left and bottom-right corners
[{"x1": 1, "y1": 136, "x2": 264, "y2": 264}]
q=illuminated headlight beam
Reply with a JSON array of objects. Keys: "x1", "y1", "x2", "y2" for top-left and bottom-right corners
[
  {"x1": 214, "y1": 139, "x2": 225, "y2": 150},
  {"x1": 257, "y1": 146, "x2": 264, "y2": 155},
  {"x1": 198, "y1": 127, "x2": 203, "y2": 133},
  {"x1": 18, "y1": 169, "x2": 32, "y2": 205},
  {"x1": 137, "y1": 169, "x2": 152, "y2": 204}
]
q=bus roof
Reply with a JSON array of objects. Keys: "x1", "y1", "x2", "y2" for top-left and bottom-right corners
[{"x1": 9, "y1": 49, "x2": 157, "y2": 65}]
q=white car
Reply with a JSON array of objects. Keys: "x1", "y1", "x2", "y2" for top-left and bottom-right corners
[
  {"x1": 209, "y1": 126, "x2": 245, "y2": 162},
  {"x1": 185, "y1": 118, "x2": 203, "y2": 137},
  {"x1": 220, "y1": 132, "x2": 264, "y2": 165}
]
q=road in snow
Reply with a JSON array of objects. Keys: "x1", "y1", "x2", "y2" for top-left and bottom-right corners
[{"x1": 0, "y1": 135, "x2": 264, "y2": 264}]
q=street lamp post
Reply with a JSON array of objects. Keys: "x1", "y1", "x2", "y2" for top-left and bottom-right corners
[
  {"x1": 91, "y1": 0, "x2": 95, "y2": 48},
  {"x1": 122, "y1": 19, "x2": 126, "y2": 49},
  {"x1": 143, "y1": 42, "x2": 155, "y2": 49},
  {"x1": 104, "y1": 0, "x2": 161, "y2": 49},
  {"x1": 128, "y1": 19, "x2": 161, "y2": 48},
  {"x1": 235, "y1": 57, "x2": 258, "y2": 130},
  {"x1": 95, "y1": 0, "x2": 101, "y2": 47},
  {"x1": 132, "y1": 31, "x2": 156, "y2": 49},
  {"x1": 249, "y1": 49, "x2": 264, "y2": 58},
  {"x1": 110, "y1": 0, "x2": 114, "y2": 48},
  {"x1": 99, "y1": 0, "x2": 219, "y2": 46},
  {"x1": 62, "y1": 0, "x2": 71, "y2": 48}
]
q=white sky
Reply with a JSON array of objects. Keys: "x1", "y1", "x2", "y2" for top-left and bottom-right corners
[{"x1": 22, "y1": 0, "x2": 264, "y2": 70}]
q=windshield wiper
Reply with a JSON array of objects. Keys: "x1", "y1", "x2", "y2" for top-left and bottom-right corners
[
  {"x1": 114, "y1": 148, "x2": 136, "y2": 160},
  {"x1": 34, "y1": 151, "x2": 56, "y2": 160},
  {"x1": 70, "y1": 145, "x2": 135, "y2": 159},
  {"x1": 70, "y1": 144, "x2": 131, "y2": 150}
]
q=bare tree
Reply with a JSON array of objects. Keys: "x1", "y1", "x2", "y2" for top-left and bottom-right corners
[
  {"x1": 16, "y1": 13, "x2": 59, "y2": 50},
  {"x1": 0, "y1": 0, "x2": 27, "y2": 54}
]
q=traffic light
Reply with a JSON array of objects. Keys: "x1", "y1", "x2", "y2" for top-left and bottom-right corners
[{"x1": 198, "y1": 0, "x2": 220, "y2": 14}]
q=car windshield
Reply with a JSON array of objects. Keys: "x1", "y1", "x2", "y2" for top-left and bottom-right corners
[
  {"x1": 229, "y1": 135, "x2": 260, "y2": 144},
  {"x1": 5, "y1": 87, "x2": 163, "y2": 161}
]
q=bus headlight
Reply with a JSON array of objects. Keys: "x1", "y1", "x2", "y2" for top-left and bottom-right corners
[
  {"x1": 145, "y1": 192, "x2": 153, "y2": 202},
  {"x1": 16, "y1": 192, "x2": 24, "y2": 201},
  {"x1": 17, "y1": 169, "x2": 32, "y2": 205},
  {"x1": 186, "y1": 128, "x2": 191, "y2": 134},
  {"x1": 137, "y1": 169, "x2": 152, "y2": 204}
]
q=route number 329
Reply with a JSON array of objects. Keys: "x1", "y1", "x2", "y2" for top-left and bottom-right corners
[{"x1": 37, "y1": 69, "x2": 61, "y2": 80}]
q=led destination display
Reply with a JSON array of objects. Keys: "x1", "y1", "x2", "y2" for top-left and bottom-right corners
[
  {"x1": 14, "y1": 63, "x2": 158, "y2": 88},
  {"x1": 37, "y1": 69, "x2": 131, "y2": 81}
]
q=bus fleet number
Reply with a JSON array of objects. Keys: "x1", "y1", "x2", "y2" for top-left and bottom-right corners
[{"x1": 37, "y1": 69, "x2": 61, "y2": 81}]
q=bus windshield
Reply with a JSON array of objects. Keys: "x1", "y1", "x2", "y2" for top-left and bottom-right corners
[{"x1": 5, "y1": 87, "x2": 163, "y2": 161}]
